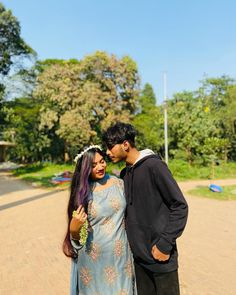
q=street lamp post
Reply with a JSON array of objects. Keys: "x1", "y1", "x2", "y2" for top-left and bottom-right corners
[{"x1": 163, "y1": 72, "x2": 168, "y2": 164}]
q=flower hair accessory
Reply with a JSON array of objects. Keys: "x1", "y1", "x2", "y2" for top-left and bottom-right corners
[{"x1": 74, "y1": 145, "x2": 102, "y2": 163}]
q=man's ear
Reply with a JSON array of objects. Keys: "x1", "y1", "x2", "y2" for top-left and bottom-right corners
[{"x1": 122, "y1": 140, "x2": 130, "y2": 151}]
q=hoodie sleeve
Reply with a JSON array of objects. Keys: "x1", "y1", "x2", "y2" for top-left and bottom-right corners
[{"x1": 151, "y1": 159, "x2": 188, "y2": 254}]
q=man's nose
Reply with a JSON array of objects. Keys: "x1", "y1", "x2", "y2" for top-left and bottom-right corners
[{"x1": 106, "y1": 149, "x2": 111, "y2": 156}]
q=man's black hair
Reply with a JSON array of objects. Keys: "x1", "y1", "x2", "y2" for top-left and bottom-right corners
[{"x1": 102, "y1": 122, "x2": 137, "y2": 149}]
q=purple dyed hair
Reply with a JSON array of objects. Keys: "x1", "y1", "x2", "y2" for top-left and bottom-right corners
[{"x1": 63, "y1": 148, "x2": 104, "y2": 258}]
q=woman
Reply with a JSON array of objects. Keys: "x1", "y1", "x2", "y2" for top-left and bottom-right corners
[{"x1": 63, "y1": 145, "x2": 136, "y2": 295}]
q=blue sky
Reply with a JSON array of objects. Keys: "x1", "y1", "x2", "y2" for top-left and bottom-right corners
[{"x1": 2, "y1": 0, "x2": 236, "y2": 103}]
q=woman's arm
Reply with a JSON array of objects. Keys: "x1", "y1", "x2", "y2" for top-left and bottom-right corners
[{"x1": 69, "y1": 205, "x2": 87, "y2": 240}]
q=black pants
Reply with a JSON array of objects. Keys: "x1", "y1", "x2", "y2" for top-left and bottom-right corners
[{"x1": 134, "y1": 262, "x2": 180, "y2": 295}]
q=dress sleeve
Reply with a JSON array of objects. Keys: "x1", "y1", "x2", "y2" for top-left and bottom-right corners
[
  {"x1": 70, "y1": 235, "x2": 83, "y2": 250},
  {"x1": 110, "y1": 175, "x2": 125, "y2": 194},
  {"x1": 117, "y1": 178, "x2": 125, "y2": 191}
]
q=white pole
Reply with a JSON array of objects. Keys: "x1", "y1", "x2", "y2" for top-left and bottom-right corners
[{"x1": 163, "y1": 72, "x2": 168, "y2": 164}]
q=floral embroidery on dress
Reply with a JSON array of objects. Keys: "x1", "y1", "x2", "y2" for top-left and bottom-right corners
[
  {"x1": 114, "y1": 239, "x2": 124, "y2": 257},
  {"x1": 109, "y1": 196, "x2": 121, "y2": 212},
  {"x1": 118, "y1": 178, "x2": 124, "y2": 190},
  {"x1": 102, "y1": 217, "x2": 115, "y2": 234},
  {"x1": 118, "y1": 290, "x2": 128, "y2": 295},
  {"x1": 125, "y1": 260, "x2": 132, "y2": 277},
  {"x1": 80, "y1": 267, "x2": 92, "y2": 286},
  {"x1": 88, "y1": 200, "x2": 98, "y2": 219},
  {"x1": 71, "y1": 176, "x2": 137, "y2": 294},
  {"x1": 87, "y1": 242, "x2": 100, "y2": 262},
  {"x1": 104, "y1": 266, "x2": 118, "y2": 285},
  {"x1": 111, "y1": 177, "x2": 124, "y2": 191}
]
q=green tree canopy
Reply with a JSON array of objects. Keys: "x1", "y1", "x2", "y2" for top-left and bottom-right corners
[
  {"x1": 0, "y1": 3, "x2": 35, "y2": 76},
  {"x1": 34, "y1": 51, "x2": 140, "y2": 159},
  {"x1": 0, "y1": 3, "x2": 36, "y2": 136},
  {"x1": 133, "y1": 83, "x2": 163, "y2": 152},
  {"x1": 3, "y1": 97, "x2": 51, "y2": 162},
  {"x1": 138, "y1": 83, "x2": 156, "y2": 112}
]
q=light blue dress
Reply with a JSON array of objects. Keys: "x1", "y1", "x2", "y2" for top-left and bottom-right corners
[{"x1": 71, "y1": 175, "x2": 136, "y2": 295}]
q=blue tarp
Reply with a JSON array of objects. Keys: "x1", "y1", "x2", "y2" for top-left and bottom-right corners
[{"x1": 209, "y1": 184, "x2": 223, "y2": 193}]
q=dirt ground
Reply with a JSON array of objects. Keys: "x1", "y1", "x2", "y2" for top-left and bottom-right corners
[{"x1": 0, "y1": 171, "x2": 236, "y2": 295}]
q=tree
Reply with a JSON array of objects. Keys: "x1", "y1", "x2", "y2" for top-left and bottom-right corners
[
  {"x1": 3, "y1": 97, "x2": 50, "y2": 162},
  {"x1": 0, "y1": 3, "x2": 35, "y2": 76},
  {"x1": 34, "y1": 52, "x2": 140, "y2": 160},
  {"x1": 168, "y1": 91, "x2": 220, "y2": 164},
  {"x1": 133, "y1": 83, "x2": 164, "y2": 152},
  {"x1": 199, "y1": 76, "x2": 235, "y2": 161},
  {"x1": 138, "y1": 83, "x2": 156, "y2": 112},
  {"x1": 199, "y1": 75, "x2": 234, "y2": 109},
  {"x1": 0, "y1": 3, "x2": 36, "y2": 137},
  {"x1": 0, "y1": 83, "x2": 5, "y2": 126},
  {"x1": 167, "y1": 79, "x2": 236, "y2": 165},
  {"x1": 221, "y1": 85, "x2": 236, "y2": 160}
]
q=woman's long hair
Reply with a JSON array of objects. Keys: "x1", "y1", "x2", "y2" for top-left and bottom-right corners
[{"x1": 63, "y1": 148, "x2": 104, "y2": 258}]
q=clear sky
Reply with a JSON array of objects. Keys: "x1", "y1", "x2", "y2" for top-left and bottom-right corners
[{"x1": 2, "y1": 0, "x2": 236, "y2": 103}]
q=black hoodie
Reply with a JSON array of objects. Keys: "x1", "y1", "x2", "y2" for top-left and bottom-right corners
[{"x1": 120, "y1": 154, "x2": 188, "y2": 273}]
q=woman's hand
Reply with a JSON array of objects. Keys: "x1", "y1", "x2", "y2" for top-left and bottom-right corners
[{"x1": 69, "y1": 205, "x2": 87, "y2": 240}]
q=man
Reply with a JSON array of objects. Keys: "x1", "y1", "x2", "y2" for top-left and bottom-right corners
[{"x1": 102, "y1": 122, "x2": 188, "y2": 295}]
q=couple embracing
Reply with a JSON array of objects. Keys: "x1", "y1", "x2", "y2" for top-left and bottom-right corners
[{"x1": 63, "y1": 122, "x2": 188, "y2": 295}]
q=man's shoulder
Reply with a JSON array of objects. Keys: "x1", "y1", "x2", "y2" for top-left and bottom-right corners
[
  {"x1": 120, "y1": 167, "x2": 127, "y2": 179},
  {"x1": 140, "y1": 154, "x2": 164, "y2": 166}
]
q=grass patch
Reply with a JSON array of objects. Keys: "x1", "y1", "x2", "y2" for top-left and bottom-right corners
[
  {"x1": 188, "y1": 185, "x2": 236, "y2": 201},
  {"x1": 168, "y1": 160, "x2": 236, "y2": 181},
  {"x1": 12, "y1": 161, "x2": 125, "y2": 188},
  {"x1": 13, "y1": 162, "x2": 74, "y2": 188},
  {"x1": 12, "y1": 160, "x2": 235, "y2": 188}
]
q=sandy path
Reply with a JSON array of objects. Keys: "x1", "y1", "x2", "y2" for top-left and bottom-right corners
[
  {"x1": 0, "y1": 172, "x2": 70, "y2": 295},
  {"x1": 0, "y1": 172, "x2": 235, "y2": 295},
  {"x1": 178, "y1": 178, "x2": 236, "y2": 295}
]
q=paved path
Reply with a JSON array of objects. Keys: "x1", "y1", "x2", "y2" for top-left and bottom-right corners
[{"x1": 0, "y1": 172, "x2": 236, "y2": 295}]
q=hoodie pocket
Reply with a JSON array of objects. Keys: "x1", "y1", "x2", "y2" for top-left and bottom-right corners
[{"x1": 126, "y1": 222, "x2": 155, "y2": 264}]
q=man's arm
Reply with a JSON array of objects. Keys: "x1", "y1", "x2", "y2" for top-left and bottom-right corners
[{"x1": 151, "y1": 159, "x2": 188, "y2": 256}]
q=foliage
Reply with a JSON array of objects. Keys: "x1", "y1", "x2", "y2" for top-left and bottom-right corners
[
  {"x1": 133, "y1": 83, "x2": 164, "y2": 152},
  {"x1": 34, "y1": 51, "x2": 140, "y2": 159},
  {"x1": 138, "y1": 83, "x2": 156, "y2": 112},
  {"x1": 168, "y1": 92, "x2": 220, "y2": 164},
  {"x1": 0, "y1": 3, "x2": 35, "y2": 76},
  {"x1": 1, "y1": 7, "x2": 235, "y2": 166},
  {"x1": 0, "y1": 3, "x2": 36, "y2": 135},
  {"x1": 167, "y1": 75, "x2": 236, "y2": 164},
  {"x1": 199, "y1": 76, "x2": 236, "y2": 160},
  {"x1": 3, "y1": 97, "x2": 51, "y2": 162}
]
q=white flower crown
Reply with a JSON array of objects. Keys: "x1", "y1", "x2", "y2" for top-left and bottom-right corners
[{"x1": 74, "y1": 145, "x2": 102, "y2": 163}]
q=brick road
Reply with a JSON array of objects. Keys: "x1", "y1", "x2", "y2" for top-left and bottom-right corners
[{"x1": 1, "y1": 171, "x2": 236, "y2": 295}]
